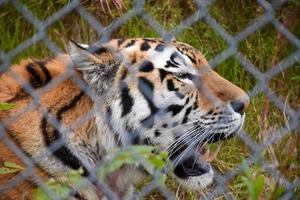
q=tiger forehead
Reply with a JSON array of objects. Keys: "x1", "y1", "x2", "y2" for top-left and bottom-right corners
[
  {"x1": 104, "y1": 38, "x2": 209, "y2": 68},
  {"x1": 173, "y1": 41, "x2": 209, "y2": 68}
]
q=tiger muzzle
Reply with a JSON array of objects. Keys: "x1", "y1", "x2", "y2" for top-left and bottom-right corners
[{"x1": 169, "y1": 144, "x2": 211, "y2": 179}]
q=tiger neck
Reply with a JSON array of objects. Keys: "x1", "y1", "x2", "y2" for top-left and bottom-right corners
[{"x1": 94, "y1": 112, "x2": 120, "y2": 155}]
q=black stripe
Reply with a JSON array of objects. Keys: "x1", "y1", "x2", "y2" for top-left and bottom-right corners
[
  {"x1": 164, "y1": 52, "x2": 180, "y2": 68},
  {"x1": 155, "y1": 44, "x2": 165, "y2": 52},
  {"x1": 94, "y1": 47, "x2": 109, "y2": 55},
  {"x1": 154, "y1": 130, "x2": 161, "y2": 137},
  {"x1": 139, "y1": 60, "x2": 154, "y2": 72},
  {"x1": 6, "y1": 95, "x2": 28, "y2": 103},
  {"x1": 138, "y1": 77, "x2": 158, "y2": 128},
  {"x1": 193, "y1": 95, "x2": 198, "y2": 110},
  {"x1": 185, "y1": 97, "x2": 190, "y2": 105},
  {"x1": 176, "y1": 47, "x2": 197, "y2": 64},
  {"x1": 37, "y1": 61, "x2": 51, "y2": 84},
  {"x1": 142, "y1": 137, "x2": 153, "y2": 145},
  {"x1": 143, "y1": 38, "x2": 157, "y2": 43},
  {"x1": 125, "y1": 39, "x2": 136, "y2": 48},
  {"x1": 42, "y1": 91, "x2": 90, "y2": 176},
  {"x1": 120, "y1": 81, "x2": 134, "y2": 117},
  {"x1": 166, "y1": 79, "x2": 183, "y2": 98},
  {"x1": 170, "y1": 52, "x2": 180, "y2": 65},
  {"x1": 140, "y1": 41, "x2": 151, "y2": 51},
  {"x1": 167, "y1": 104, "x2": 184, "y2": 116},
  {"x1": 164, "y1": 60, "x2": 179, "y2": 68},
  {"x1": 167, "y1": 79, "x2": 178, "y2": 91},
  {"x1": 120, "y1": 68, "x2": 128, "y2": 80},
  {"x1": 26, "y1": 63, "x2": 42, "y2": 88},
  {"x1": 186, "y1": 54, "x2": 196, "y2": 64},
  {"x1": 56, "y1": 91, "x2": 84, "y2": 120},
  {"x1": 182, "y1": 106, "x2": 192, "y2": 124},
  {"x1": 158, "y1": 69, "x2": 169, "y2": 82},
  {"x1": 138, "y1": 77, "x2": 157, "y2": 114}
]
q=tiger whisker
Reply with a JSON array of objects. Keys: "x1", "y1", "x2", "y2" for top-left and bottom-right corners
[
  {"x1": 164, "y1": 125, "x2": 198, "y2": 153},
  {"x1": 164, "y1": 126, "x2": 200, "y2": 167},
  {"x1": 166, "y1": 125, "x2": 208, "y2": 170},
  {"x1": 152, "y1": 118, "x2": 204, "y2": 143},
  {"x1": 170, "y1": 123, "x2": 219, "y2": 170},
  {"x1": 192, "y1": 126, "x2": 219, "y2": 167}
]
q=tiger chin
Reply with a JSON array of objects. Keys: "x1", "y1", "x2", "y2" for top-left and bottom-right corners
[{"x1": 0, "y1": 38, "x2": 249, "y2": 199}]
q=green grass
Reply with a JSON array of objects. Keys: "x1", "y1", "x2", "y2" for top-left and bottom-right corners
[{"x1": 0, "y1": 0, "x2": 299, "y2": 199}]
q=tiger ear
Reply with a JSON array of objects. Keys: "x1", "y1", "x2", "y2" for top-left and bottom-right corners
[
  {"x1": 68, "y1": 40, "x2": 120, "y2": 93},
  {"x1": 68, "y1": 40, "x2": 117, "y2": 71},
  {"x1": 68, "y1": 40, "x2": 96, "y2": 70}
]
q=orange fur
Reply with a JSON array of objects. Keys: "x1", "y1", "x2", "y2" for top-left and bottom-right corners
[{"x1": 0, "y1": 55, "x2": 94, "y2": 199}]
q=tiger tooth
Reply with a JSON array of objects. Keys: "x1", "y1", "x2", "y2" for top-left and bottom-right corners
[
  {"x1": 201, "y1": 146, "x2": 221, "y2": 162},
  {"x1": 201, "y1": 148, "x2": 210, "y2": 162}
]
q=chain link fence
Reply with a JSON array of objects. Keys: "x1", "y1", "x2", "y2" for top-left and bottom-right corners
[{"x1": 0, "y1": 0, "x2": 299, "y2": 199}]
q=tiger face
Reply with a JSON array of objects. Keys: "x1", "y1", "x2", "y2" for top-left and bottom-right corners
[{"x1": 70, "y1": 38, "x2": 249, "y2": 190}]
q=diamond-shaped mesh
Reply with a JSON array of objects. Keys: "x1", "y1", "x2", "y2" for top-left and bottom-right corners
[{"x1": 0, "y1": 0, "x2": 299, "y2": 199}]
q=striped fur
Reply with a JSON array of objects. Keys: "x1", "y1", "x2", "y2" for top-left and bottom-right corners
[{"x1": 0, "y1": 38, "x2": 249, "y2": 199}]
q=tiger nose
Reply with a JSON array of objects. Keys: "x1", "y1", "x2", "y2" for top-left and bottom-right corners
[{"x1": 230, "y1": 97, "x2": 249, "y2": 115}]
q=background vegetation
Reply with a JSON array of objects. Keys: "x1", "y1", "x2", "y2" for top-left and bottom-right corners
[{"x1": 0, "y1": 0, "x2": 299, "y2": 199}]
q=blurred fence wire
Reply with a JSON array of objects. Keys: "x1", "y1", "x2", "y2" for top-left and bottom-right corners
[{"x1": 0, "y1": 0, "x2": 299, "y2": 199}]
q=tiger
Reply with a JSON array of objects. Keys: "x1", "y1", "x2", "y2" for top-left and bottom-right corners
[{"x1": 0, "y1": 38, "x2": 249, "y2": 200}]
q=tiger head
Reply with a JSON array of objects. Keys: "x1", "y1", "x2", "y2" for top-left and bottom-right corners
[{"x1": 69, "y1": 38, "x2": 249, "y2": 190}]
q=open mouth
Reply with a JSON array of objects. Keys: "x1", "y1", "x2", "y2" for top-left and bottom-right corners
[{"x1": 169, "y1": 132, "x2": 235, "y2": 179}]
